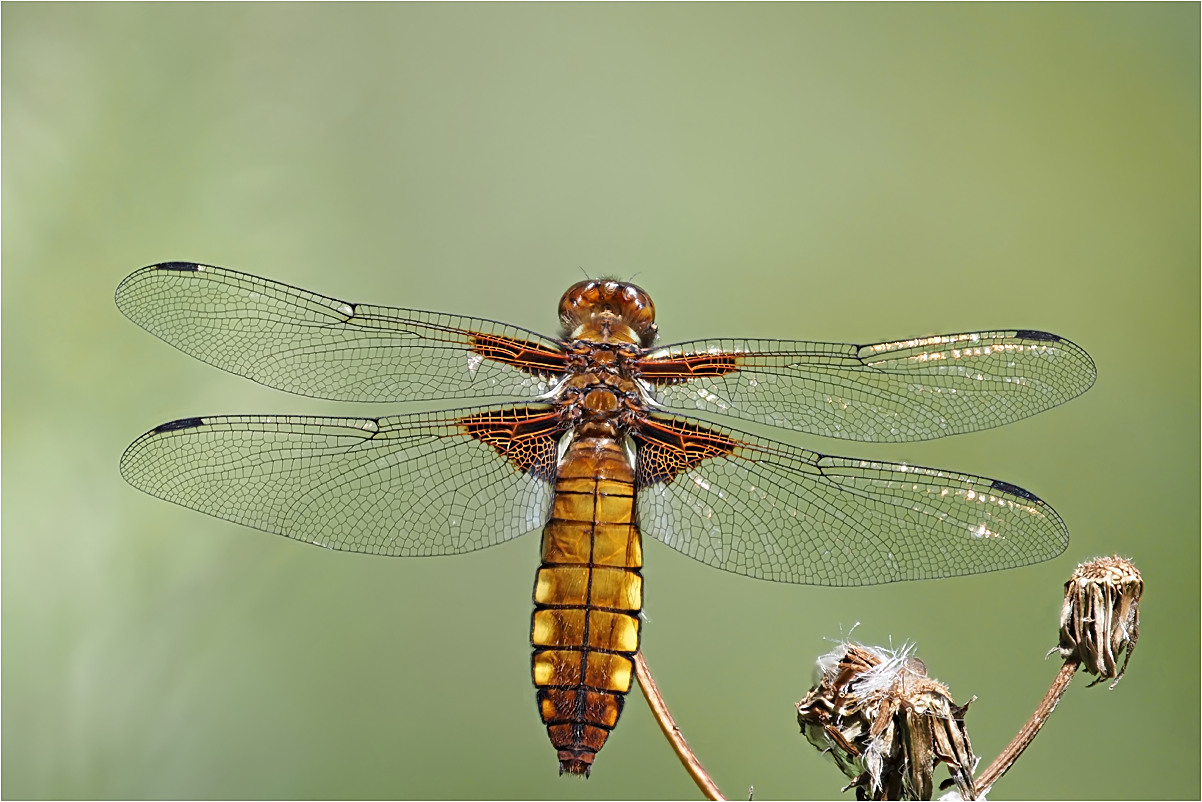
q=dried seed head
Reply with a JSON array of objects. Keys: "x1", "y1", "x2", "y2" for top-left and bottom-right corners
[
  {"x1": 797, "y1": 642, "x2": 978, "y2": 800},
  {"x1": 1057, "y1": 555, "x2": 1142, "y2": 687}
]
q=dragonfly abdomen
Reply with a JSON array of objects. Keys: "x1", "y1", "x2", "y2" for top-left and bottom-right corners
[{"x1": 531, "y1": 432, "x2": 643, "y2": 776}]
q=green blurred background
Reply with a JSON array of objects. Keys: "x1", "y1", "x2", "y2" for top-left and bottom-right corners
[{"x1": 3, "y1": 4, "x2": 1197, "y2": 799}]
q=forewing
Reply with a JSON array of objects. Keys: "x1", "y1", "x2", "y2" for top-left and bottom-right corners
[
  {"x1": 120, "y1": 405, "x2": 563, "y2": 556},
  {"x1": 635, "y1": 415, "x2": 1068, "y2": 585},
  {"x1": 640, "y1": 332, "x2": 1095, "y2": 442},
  {"x1": 115, "y1": 263, "x2": 568, "y2": 402}
]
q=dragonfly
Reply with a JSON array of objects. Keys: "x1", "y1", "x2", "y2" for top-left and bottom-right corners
[{"x1": 116, "y1": 263, "x2": 1095, "y2": 776}]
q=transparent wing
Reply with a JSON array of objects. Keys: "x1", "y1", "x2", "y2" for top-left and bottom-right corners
[
  {"x1": 640, "y1": 332, "x2": 1096, "y2": 442},
  {"x1": 115, "y1": 263, "x2": 568, "y2": 402},
  {"x1": 120, "y1": 405, "x2": 563, "y2": 556},
  {"x1": 634, "y1": 415, "x2": 1068, "y2": 586}
]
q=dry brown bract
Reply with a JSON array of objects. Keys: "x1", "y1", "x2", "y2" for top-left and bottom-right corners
[
  {"x1": 797, "y1": 643, "x2": 977, "y2": 800},
  {"x1": 1057, "y1": 555, "x2": 1143, "y2": 687}
]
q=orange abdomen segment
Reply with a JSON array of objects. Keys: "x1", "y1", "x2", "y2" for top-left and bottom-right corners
[{"x1": 531, "y1": 435, "x2": 642, "y2": 776}]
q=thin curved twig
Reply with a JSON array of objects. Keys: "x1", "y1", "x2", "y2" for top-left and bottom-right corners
[
  {"x1": 974, "y1": 659, "x2": 1078, "y2": 795},
  {"x1": 634, "y1": 651, "x2": 726, "y2": 800}
]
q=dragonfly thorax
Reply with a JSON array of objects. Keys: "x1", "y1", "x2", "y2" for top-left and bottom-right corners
[{"x1": 555, "y1": 353, "x2": 647, "y2": 430}]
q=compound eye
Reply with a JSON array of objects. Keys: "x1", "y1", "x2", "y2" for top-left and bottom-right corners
[{"x1": 558, "y1": 280, "x2": 596, "y2": 321}]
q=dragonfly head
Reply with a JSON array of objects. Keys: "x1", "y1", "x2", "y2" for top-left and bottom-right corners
[{"x1": 559, "y1": 279, "x2": 657, "y2": 347}]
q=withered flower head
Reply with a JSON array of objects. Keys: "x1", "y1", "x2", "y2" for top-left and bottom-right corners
[
  {"x1": 797, "y1": 642, "x2": 977, "y2": 801},
  {"x1": 1057, "y1": 555, "x2": 1142, "y2": 687}
]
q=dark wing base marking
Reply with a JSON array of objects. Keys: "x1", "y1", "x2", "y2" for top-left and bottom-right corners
[
  {"x1": 637, "y1": 354, "x2": 738, "y2": 385},
  {"x1": 470, "y1": 333, "x2": 569, "y2": 378},
  {"x1": 635, "y1": 414, "x2": 1068, "y2": 586},
  {"x1": 460, "y1": 406, "x2": 564, "y2": 480},
  {"x1": 632, "y1": 416, "x2": 738, "y2": 484}
]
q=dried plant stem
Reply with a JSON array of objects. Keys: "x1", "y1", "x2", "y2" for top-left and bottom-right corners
[
  {"x1": 975, "y1": 659, "x2": 1078, "y2": 795},
  {"x1": 634, "y1": 652, "x2": 726, "y2": 801}
]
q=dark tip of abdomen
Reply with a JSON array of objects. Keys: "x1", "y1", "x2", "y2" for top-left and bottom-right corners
[{"x1": 558, "y1": 750, "x2": 594, "y2": 777}]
